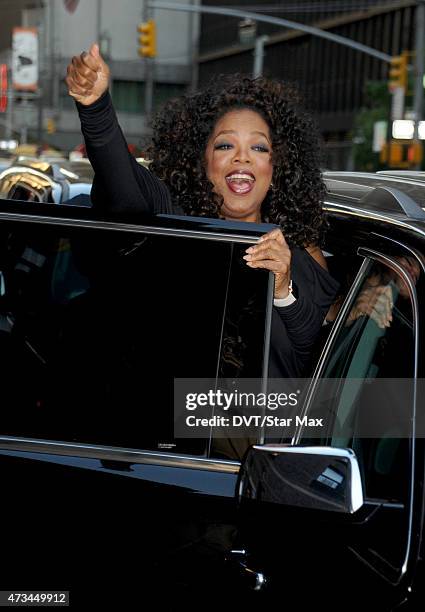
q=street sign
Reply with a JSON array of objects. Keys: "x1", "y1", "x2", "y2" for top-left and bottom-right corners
[
  {"x1": 12, "y1": 27, "x2": 38, "y2": 91},
  {"x1": 0, "y1": 64, "x2": 7, "y2": 112}
]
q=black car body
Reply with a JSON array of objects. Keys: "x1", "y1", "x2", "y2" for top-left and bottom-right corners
[{"x1": 0, "y1": 171, "x2": 424, "y2": 609}]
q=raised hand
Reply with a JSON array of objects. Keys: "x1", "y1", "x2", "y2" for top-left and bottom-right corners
[{"x1": 65, "y1": 43, "x2": 110, "y2": 106}]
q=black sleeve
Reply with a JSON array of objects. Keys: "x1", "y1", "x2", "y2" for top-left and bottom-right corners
[
  {"x1": 269, "y1": 248, "x2": 340, "y2": 377},
  {"x1": 76, "y1": 91, "x2": 175, "y2": 215}
]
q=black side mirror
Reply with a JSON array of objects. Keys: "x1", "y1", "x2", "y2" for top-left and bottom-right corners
[{"x1": 238, "y1": 445, "x2": 364, "y2": 514}]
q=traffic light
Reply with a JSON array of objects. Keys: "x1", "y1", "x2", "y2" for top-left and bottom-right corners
[
  {"x1": 408, "y1": 142, "x2": 423, "y2": 165},
  {"x1": 380, "y1": 140, "x2": 422, "y2": 169},
  {"x1": 388, "y1": 52, "x2": 408, "y2": 91},
  {"x1": 138, "y1": 19, "x2": 156, "y2": 58}
]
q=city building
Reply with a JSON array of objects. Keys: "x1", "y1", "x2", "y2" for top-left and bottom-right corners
[
  {"x1": 0, "y1": 0, "x2": 200, "y2": 152},
  {"x1": 198, "y1": 0, "x2": 417, "y2": 169}
]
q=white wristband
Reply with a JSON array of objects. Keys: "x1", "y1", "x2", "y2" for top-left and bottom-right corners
[
  {"x1": 273, "y1": 280, "x2": 296, "y2": 307},
  {"x1": 274, "y1": 293, "x2": 297, "y2": 307}
]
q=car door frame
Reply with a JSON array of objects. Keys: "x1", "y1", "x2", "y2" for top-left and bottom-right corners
[
  {"x1": 289, "y1": 229, "x2": 425, "y2": 603},
  {"x1": 0, "y1": 201, "x2": 276, "y2": 538}
]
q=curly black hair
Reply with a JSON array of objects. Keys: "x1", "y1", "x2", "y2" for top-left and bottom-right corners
[{"x1": 148, "y1": 74, "x2": 326, "y2": 247}]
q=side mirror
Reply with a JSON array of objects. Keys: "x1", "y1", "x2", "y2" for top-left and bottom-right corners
[{"x1": 238, "y1": 445, "x2": 364, "y2": 514}]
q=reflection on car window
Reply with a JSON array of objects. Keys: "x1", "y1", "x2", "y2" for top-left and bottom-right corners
[
  {"x1": 305, "y1": 256, "x2": 417, "y2": 504},
  {"x1": 0, "y1": 225, "x2": 250, "y2": 456}
]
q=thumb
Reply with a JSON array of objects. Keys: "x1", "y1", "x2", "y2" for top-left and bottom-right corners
[
  {"x1": 89, "y1": 42, "x2": 100, "y2": 59},
  {"x1": 88, "y1": 42, "x2": 108, "y2": 74}
]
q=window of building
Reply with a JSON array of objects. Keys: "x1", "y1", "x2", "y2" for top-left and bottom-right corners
[{"x1": 112, "y1": 80, "x2": 186, "y2": 113}]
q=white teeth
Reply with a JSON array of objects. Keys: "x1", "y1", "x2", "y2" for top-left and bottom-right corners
[{"x1": 226, "y1": 174, "x2": 254, "y2": 181}]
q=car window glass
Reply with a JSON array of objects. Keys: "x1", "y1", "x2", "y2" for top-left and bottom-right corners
[
  {"x1": 209, "y1": 243, "x2": 271, "y2": 462},
  {"x1": 0, "y1": 223, "x2": 239, "y2": 455},
  {"x1": 303, "y1": 256, "x2": 417, "y2": 503}
]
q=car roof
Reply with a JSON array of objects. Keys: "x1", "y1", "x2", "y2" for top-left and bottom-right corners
[{"x1": 323, "y1": 171, "x2": 425, "y2": 237}]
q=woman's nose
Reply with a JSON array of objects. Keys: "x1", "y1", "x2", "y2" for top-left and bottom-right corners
[{"x1": 232, "y1": 145, "x2": 251, "y2": 163}]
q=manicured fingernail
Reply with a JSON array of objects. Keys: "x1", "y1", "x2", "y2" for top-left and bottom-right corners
[
  {"x1": 246, "y1": 247, "x2": 253, "y2": 253},
  {"x1": 243, "y1": 254, "x2": 251, "y2": 260}
]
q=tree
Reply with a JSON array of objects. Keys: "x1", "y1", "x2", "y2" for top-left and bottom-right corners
[{"x1": 352, "y1": 81, "x2": 390, "y2": 172}]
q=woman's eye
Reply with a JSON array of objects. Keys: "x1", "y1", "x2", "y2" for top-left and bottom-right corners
[
  {"x1": 253, "y1": 145, "x2": 269, "y2": 153},
  {"x1": 214, "y1": 143, "x2": 233, "y2": 150}
]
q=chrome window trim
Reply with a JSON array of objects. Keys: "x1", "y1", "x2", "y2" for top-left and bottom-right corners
[
  {"x1": 371, "y1": 232, "x2": 425, "y2": 274},
  {"x1": 0, "y1": 210, "x2": 265, "y2": 245},
  {"x1": 296, "y1": 248, "x2": 419, "y2": 581},
  {"x1": 0, "y1": 435, "x2": 240, "y2": 474}
]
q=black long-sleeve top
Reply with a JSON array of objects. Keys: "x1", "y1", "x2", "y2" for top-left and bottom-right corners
[{"x1": 76, "y1": 91, "x2": 339, "y2": 378}]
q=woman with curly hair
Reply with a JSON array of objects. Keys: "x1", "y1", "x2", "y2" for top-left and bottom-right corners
[{"x1": 66, "y1": 43, "x2": 339, "y2": 379}]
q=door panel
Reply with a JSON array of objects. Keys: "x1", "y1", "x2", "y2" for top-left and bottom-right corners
[
  {"x1": 0, "y1": 449, "x2": 240, "y2": 607},
  {"x1": 236, "y1": 249, "x2": 423, "y2": 610}
]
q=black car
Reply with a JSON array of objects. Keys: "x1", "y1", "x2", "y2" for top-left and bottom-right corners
[{"x1": 0, "y1": 171, "x2": 424, "y2": 610}]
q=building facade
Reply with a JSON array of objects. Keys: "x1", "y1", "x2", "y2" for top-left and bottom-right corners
[
  {"x1": 198, "y1": 0, "x2": 417, "y2": 169},
  {"x1": 0, "y1": 0, "x2": 200, "y2": 151}
]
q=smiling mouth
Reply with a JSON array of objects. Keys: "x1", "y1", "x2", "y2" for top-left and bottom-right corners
[{"x1": 225, "y1": 172, "x2": 255, "y2": 195}]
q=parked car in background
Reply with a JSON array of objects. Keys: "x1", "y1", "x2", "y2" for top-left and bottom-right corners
[
  {"x1": 0, "y1": 171, "x2": 424, "y2": 609},
  {"x1": 0, "y1": 157, "x2": 12, "y2": 174},
  {"x1": 0, "y1": 158, "x2": 93, "y2": 204}
]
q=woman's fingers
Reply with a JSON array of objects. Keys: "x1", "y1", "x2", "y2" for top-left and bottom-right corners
[
  {"x1": 244, "y1": 241, "x2": 290, "y2": 270},
  {"x1": 65, "y1": 71, "x2": 88, "y2": 97},
  {"x1": 66, "y1": 63, "x2": 92, "y2": 96},
  {"x1": 352, "y1": 284, "x2": 394, "y2": 328},
  {"x1": 244, "y1": 230, "x2": 292, "y2": 297},
  {"x1": 80, "y1": 48, "x2": 102, "y2": 73},
  {"x1": 258, "y1": 228, "x2": 286, "y2": 245},
  {"x1": 245, "y1": 241, "x2": 287, "y2": 260},
  {"x1": 246, "y1": 258, "x2": 286, "y2": 273},
  {"x1": 245, "y1": 235, "x2": 290, "y2": 260},
  {"x1": 71, "y1": 56, "x2": 97, "y2": 86}
]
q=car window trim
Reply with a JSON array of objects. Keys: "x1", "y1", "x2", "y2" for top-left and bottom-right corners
[
  {"x1": 0, "y1": 435, "x2": 240, "y2": 474},
  {"x1": 371, "y1": 232, "x2": 425, "y2": 275},
  {"x1": 0, "y1": 210, "x2": 267, "y2": 245},
  {"x1": 294, "y1": 255, "x2": 372, "y2": 442}
]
